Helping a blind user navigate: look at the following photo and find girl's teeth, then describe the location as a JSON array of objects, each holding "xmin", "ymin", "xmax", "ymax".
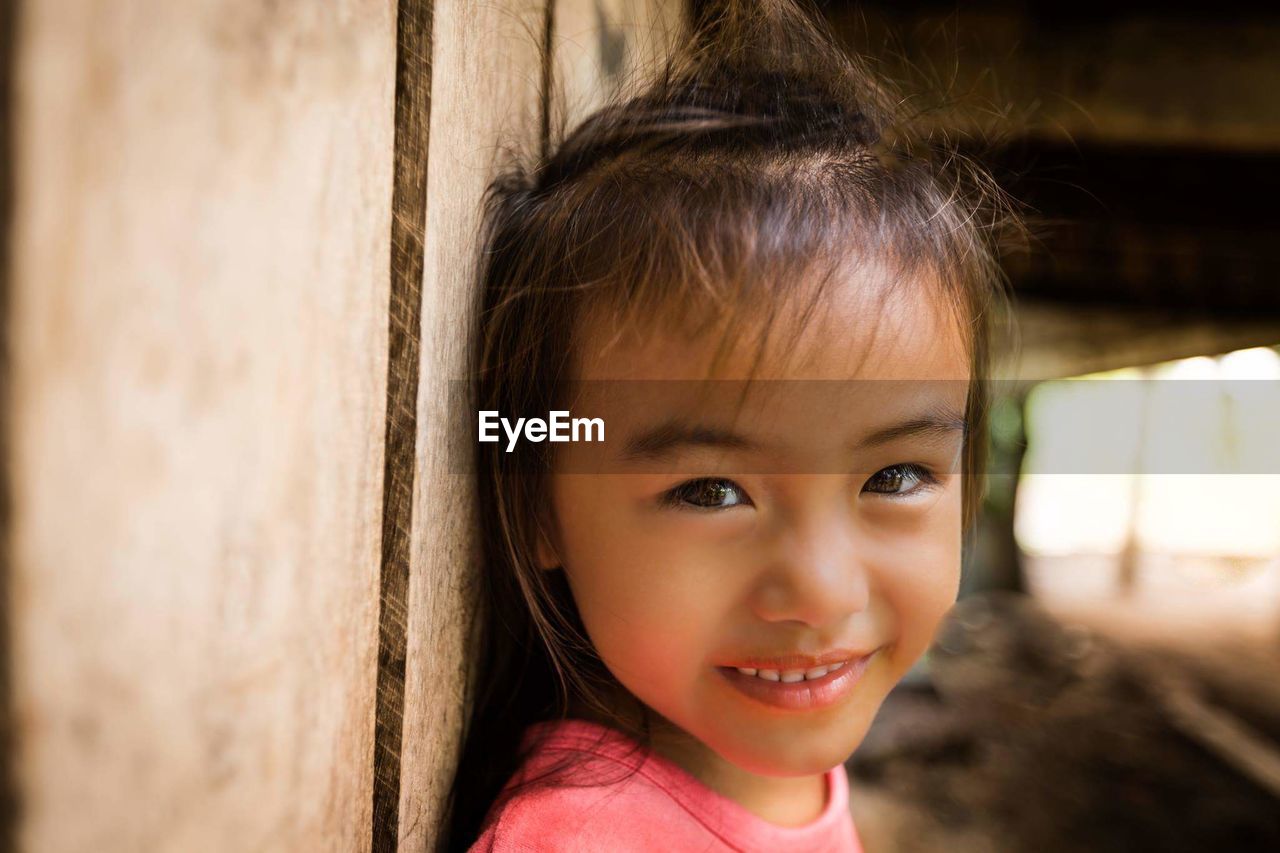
[{"xmin": 735, "ymin": 662, "xmax": 848, "ymax": 682}]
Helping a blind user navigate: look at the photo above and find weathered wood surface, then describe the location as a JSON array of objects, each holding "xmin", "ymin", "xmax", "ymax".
[
  {"xmin": 394, "ymin": 0, "xmax": 545, "ymax": 848},
  {"xmin": 395, "ymin": 2, "xmax": 682, "ymax": 849},
  {"xmin": 371, "ymin": 2, "xmax": 433, "ymax": 851},
  {"xmin": 828, "ymin": 7, "xmax": 1280, "ymax": 152},
  {"xmin": 5, "ymin": 0, "xmax": 685, "ymax": 850},
  {"xmin": 7, "ymin": 2, "xmax": 396, "ymax": 851},
  {"xmin": 551, "ymin": 0, "xmax": 683, "ymax": 132}
]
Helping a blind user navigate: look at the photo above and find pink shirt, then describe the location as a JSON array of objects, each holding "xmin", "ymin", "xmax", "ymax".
[{"xmin": 471, "ymin": 719, "xmax": 863, "ymax": 852}]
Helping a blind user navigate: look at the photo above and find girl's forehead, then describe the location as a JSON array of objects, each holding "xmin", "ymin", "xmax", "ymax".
[{"xmin": 573, "ymin": 268, "xmax": 971, "ymax": 383}]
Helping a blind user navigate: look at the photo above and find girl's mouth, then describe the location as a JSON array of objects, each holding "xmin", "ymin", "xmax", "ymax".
[{"xmin": 715, "ymin": 651, "xmax": 878, "ymax": 711}]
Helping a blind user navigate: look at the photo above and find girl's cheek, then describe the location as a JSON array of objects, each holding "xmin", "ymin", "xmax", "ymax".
[
  {"xmin": 875, "ymin": 499, "xmax": 963, "ymax": 665},
  {"xmin": 576, "ymin": 538, "xmax": 743, "ymax": 720},
  {"xmin": 555, "ymin": 489, "xmax": 745, "ymax": 683},
  {"xmin": 610, "ymin": 537, "xmax": 743, "ymax": 642}
]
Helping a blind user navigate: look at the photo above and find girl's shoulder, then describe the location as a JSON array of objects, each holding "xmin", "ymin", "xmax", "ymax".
[
  {"xmin": 470, "ymin": 719, "xmax": 707, "ymax": 852},
  {"xmin": 471, "ymin": 772, "xmax": 685, "ymax": 852},
  {"xmin": 468, "ymin": 719, "xmax": 862, "ymax": 853}
]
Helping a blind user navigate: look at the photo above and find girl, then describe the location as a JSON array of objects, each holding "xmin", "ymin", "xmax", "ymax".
[{"xmin": 448, "ymin": 0, "xmax": 1010, "ymax": 849}]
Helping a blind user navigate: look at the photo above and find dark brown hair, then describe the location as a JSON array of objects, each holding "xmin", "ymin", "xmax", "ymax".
[{"xmin": 444, "ymin": 1, "xmax": 1012, "ymax": 848}]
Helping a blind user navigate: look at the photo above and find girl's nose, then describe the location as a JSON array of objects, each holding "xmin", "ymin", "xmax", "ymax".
[{"xmin": 749, "ymin": 509, "xmax": 871, "ymax": 629}]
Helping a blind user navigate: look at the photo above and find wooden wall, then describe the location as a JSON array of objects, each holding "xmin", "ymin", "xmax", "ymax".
[
  {"xmin": 8, "ymin": 1, "xmax": 397, "ymax": 850},
  {"xmin": 392, "ymin": 1, "xmax": 545, "ymax": 848},
  {"xmin": 3, "ymin": 1, "xmax": 680, "ymax": 851},
  {"xmin": 395, "ymin": 2, "xmax": 680, "ymax": 848}
]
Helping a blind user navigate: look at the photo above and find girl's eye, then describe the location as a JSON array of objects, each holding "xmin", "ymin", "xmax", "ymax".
[
  {"xmin": 661, "ymin": 478, "xmax": 752, "ymax": 510},
  {"xmin": 861, "ymin": 463, "xmax": 937, "ymax": 497}
]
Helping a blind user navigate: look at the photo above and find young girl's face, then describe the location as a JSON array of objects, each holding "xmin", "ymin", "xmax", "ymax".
[{"xmin": 542, "ymin": 266, "xmax": 970, "ymax": 781}]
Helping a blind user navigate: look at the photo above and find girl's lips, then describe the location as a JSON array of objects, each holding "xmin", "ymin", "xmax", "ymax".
[
  {"xmin": 721, "ymin": 649, "xmax": 865, "ymax": 671},
  {"xmin": 716, "ymin": 651, "xmax": 877, "ymax": 712}
]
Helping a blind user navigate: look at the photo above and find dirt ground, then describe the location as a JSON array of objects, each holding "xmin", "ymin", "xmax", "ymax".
[{"xmin": 846, "ymin": 593, "xmax": 1280, "ymax": 853}]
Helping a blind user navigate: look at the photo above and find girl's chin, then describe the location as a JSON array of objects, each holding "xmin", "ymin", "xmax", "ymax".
[
  {"xmin": 688, "ymin": 696, "xmax": 883, "ymax": 777},
  {"xmin": 702, "ymin": 727, "xmax": 866, "ymax": 778}
]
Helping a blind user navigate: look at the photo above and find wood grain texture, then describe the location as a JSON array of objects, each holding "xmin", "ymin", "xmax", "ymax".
[
  {"xmin": 372, "ymin": 2, "xmax": 434, "ymax": 851},
  {"xmin": 826, "ymin": 8, "xmax": 1280, "ymax": 152},
  {"xmin": 6, "ymin": 2, "xmax": 396, "ymax": 850},
  {"xmin": 391, "ymin": 4, "xmax": 684, "ymax": 848},
  {"xmin": 0, "ymin": 0, "xmax": 17, "ymax": 849},
  {"xmin": 394, "ymin": 1, "xmax": 545, "ymax": 849},
  {"xmin": 550, "ymin": 0, "xmax": 683, "ymax": 132}
]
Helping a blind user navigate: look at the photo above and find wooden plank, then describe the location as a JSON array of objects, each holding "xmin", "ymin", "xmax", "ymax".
[
  {"xmin": 826, "ymin": 6, "xmax": 1280, "ymax": 152},
  {"xmin": 6, "ymin": 2, "xmax": 396, "ymax": 851},
  {"xmin": 394, "ymin": 0, "xmax": 545, "ymax": 849},
  {"xmin": 371, "ymin": 2, "xmax": 433, "ymax": 851},
  {"xmin": 0, "ymin": 0, "xmax": 19, "ymax": 847},
  {"xmin": 551, "ymin": 0, "xmax": 684, "ymax": 132},
  {"xmin": 394, "ymin": 3, "xmax": 684, "ymax": 848},
  {"xmin": 1001, "ymin": 302, "xmax": 1280, "ymax": 381}
]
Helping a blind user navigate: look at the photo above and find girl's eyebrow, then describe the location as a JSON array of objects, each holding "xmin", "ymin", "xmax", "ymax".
[
  {"xmin": 619, "ymin": 420, "xmax": 759, "ymax": 462},
  {"xmin": 619, "ymin": 405, "xmax": 966, "ymax": 463},
  {"xmin": 853, "ymin": 406, "xmax": 968, "ymax": 450}
]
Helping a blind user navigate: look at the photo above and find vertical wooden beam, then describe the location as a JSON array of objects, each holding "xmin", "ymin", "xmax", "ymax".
[
  {"xmin": 387, "ymin": 2, "xmax": 687, "ymax": 849},
  {"xmin": 371, "ymin": 2, "xmax": 433, "ymax": 851},
  {"xmin": 6, "ymin": 2, "xmax": 396, "ymax": 850},
  {"xmin": 0, "ymin": 0, "xmax": 16, "ymax": 849},
  {"xmin": 394, "ymin": 1, "xmax": 545, "ymax": 849},
  {"xmin": 391, "ymin": 2, "xmax": 684, "ymax": 849}
]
